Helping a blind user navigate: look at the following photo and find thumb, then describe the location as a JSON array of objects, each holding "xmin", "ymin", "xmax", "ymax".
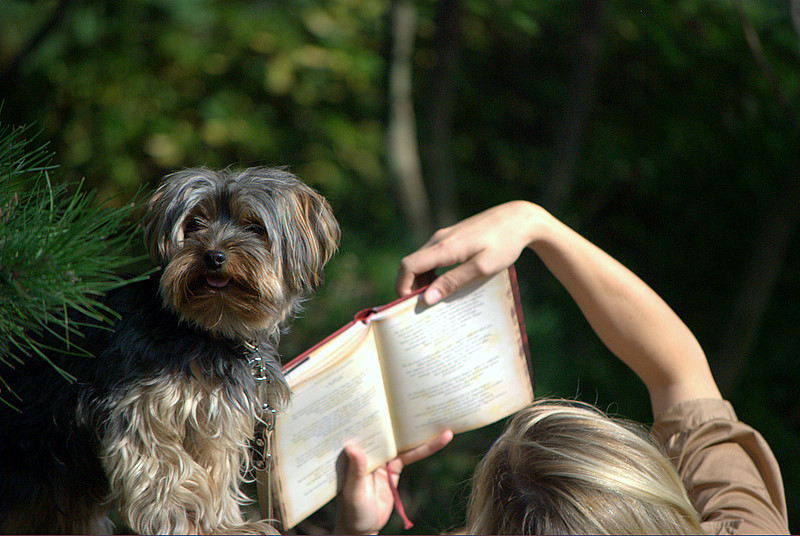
[
  {"xmin": 423, "ymin": 262, "xmax": 486, "ymax": 305},
  {"xmin": 337, "ymin": 444, "xmax": 369, "ymax": 492}
]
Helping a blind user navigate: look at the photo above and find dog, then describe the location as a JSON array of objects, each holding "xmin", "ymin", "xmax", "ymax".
[{"xmin": 0, "ymin": 167, "xmax": 340, "ymax": 534}]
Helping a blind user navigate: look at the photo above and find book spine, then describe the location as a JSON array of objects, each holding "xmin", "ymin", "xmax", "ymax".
[{"xmin": 507, "ymin": 265, "xmax": 534, "ymax": 390}]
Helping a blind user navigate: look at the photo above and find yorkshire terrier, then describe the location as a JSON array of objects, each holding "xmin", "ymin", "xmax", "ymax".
[{"xmin": 0, "ymin": 167, "xmax": 340, "ymax": 534}]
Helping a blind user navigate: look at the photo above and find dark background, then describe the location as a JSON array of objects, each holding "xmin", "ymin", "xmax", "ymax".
[{"xmin": 2, "ymin": 0, "xmax": 798, "ymax": 533}]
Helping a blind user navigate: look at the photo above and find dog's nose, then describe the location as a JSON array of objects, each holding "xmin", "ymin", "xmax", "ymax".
[{"xmin": 204, "ymin": 250, "xmax": 227, "ymax": 270}]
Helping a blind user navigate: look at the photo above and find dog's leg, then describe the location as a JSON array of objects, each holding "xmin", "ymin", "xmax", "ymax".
[{"xmin": 101, "ymin": 376, "xmax": 277, "ymax": 535}]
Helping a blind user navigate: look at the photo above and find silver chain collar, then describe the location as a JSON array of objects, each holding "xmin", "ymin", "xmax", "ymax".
[
  {"xmin": 244, "ymin": 342, "xmax": 276, "ymax": 470},
  {"xmin": 245, "ymin": 342, "xmax": 277, "ymax": 522}
]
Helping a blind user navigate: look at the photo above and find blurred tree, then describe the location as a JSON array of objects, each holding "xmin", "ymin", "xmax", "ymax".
[
  {"xmin": 541, "ymin": 0, "xmax": 606, "ymax": 216},
  {"xmin": 708, "ymin": 0, "xmax": 800, "ymax": 393},
  {"xmin": 0, "ymin": 0, "xmax": 68, "ymax": 96},
  {"xmin": 421, "ymin": 0, "xmax": 462, "ymax": 228},
  {"xmin": 1, "ymin": 0, "xmax": 798, "ymax": 532},
  {"xmin": 387, "ymin": 0, "xmax": 433, "ymax": 243}
]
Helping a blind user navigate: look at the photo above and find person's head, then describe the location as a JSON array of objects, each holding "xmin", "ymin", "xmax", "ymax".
[{"xmin": 465, "ymin": 399, "xmax": 704, "ymax": 535}]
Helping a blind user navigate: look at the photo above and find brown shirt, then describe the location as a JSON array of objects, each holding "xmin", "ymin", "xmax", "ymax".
[{"xmin": 651, "ymin": 398, "xmax": 789, "ymax": 535}]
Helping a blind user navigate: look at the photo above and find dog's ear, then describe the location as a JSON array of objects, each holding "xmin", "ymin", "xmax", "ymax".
[
  {"xmin": 142, "ymin": 174, "xmax": 192, "ymax": 266},
  {"xmin": 279, "ymin": 184, "xmax": 340, "ymax": 295},
  {"xmin": 142, "ymin": 187, "xmax": 174, "ymax": 266},
  {"xmin": 142, "ymin": 168, "xmax": 218, "ymax": 266}
]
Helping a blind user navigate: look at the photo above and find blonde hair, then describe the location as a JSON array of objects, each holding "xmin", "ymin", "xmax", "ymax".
[{"xmin": 464, "ymin": 399, "xmax": 704, "ymax": 535}]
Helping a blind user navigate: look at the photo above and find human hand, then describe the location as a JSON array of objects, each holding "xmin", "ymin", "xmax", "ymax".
[
  {"xmin": 334, "ymin": 431, "xmax": 453, "ymax": 535},
  {"xmin": 396, "ymin": 201, "xmax": 539, "ymax": 305}
]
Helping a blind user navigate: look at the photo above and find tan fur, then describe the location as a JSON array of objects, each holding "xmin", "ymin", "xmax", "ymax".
[{"xmin": 101, "ymin": 375, "xmax": 277, "ymax": 534}]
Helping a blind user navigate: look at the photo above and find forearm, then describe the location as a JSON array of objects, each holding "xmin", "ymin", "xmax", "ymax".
[{"xmin": 524, "ymin": 203, "xmax": 721, "ymax": 416}]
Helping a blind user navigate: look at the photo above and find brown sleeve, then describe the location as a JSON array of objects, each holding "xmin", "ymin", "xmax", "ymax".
[{"xmin": 651, "ymin": 399, "xmax": 789, "ymax": 535}]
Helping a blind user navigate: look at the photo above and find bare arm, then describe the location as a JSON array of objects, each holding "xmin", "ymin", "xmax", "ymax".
[{"xmin": 396, "ymin": 201, "xmax": 721, "ymax": 416}]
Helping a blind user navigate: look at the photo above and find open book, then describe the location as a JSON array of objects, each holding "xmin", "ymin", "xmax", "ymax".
[{"xmin": 269, "ymin": 267, "xmax": 533, "ymax": 529}]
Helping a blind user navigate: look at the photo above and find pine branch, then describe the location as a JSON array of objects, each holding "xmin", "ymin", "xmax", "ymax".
[{"xmin": 0, "ymin": 120, "xmax": 147, "ymax": 408}]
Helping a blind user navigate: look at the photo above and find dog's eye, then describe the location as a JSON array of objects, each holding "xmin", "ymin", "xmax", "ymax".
[
  {"xmin": 246, "ymin": 224, "xmax": 266, "ymax": 236},
  {"xmin": 184, "ymin": 217, "xmax": 207, "ymax": 234}
]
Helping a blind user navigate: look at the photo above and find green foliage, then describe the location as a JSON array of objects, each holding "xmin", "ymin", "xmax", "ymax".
[
  {"xmin": 0, "ymin": 120, "xmax": 145, "ymax": 406},
  {"xmin": 0, "ymin": 0, "xmax": 798, "ymax": 531}
]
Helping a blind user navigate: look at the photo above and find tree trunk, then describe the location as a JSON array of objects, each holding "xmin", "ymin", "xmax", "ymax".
[
  {"xmin": 711, "ymin": 0, "xmax": 800, "ymax": 393},
  {"xmin": 387, "ymin": 0, "xmax": 434, "ymax": 243},
  {"xmin": 422, "ymin": 0, "xmax": 462, "ymax": 229},
  {"xmin": 793, "ymin": 0, "xmax": 800, "ymax": 47},
  {"xmin": 711, "ymin": 169, "xmax": 800, "ymax": 393},
  {"xmin": 542, "ymin": 0, "xmax": 606, "ymax": 216},
  {"xmin": 0, "ymin": 0, "xmax": 70, "ymax": 96}
]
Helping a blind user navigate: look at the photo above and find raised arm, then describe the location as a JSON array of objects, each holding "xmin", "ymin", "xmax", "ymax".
[{"xmin": 396, "ymin": 201, "xmax": 721, "ymax": 416}]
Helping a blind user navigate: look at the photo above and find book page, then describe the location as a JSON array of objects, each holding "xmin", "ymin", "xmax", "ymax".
[
  {"xmin": 273, "ymin": 324, "xmax": 398, "ymax": 529},
  {"xmin": 373, "ymin": 270, "xmax": 533, "ymax": 451}
]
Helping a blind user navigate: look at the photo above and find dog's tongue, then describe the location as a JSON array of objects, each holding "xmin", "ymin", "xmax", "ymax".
[{"xmin": 206, "ymin": 275, "xmax": 230, "ymax": 288}]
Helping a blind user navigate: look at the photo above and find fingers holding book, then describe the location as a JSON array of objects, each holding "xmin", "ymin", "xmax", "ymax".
[
  {"xmin": 396, "ymin": 201, "xmax": 538, "ymax": 305},
  {"xmin": 334, "ymin": 431, "xmax": 453, "ymax": 535}
]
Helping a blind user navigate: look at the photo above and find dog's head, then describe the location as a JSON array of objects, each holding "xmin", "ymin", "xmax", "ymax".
[{"xmin": 143, "ymin": 167, "xmax": 340, "ymax": 342}]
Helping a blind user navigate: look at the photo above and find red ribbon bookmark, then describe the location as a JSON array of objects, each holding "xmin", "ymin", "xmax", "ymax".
[{"xmin": 385, "ymin": 463, "xmax": 413, "ymax": 530}]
